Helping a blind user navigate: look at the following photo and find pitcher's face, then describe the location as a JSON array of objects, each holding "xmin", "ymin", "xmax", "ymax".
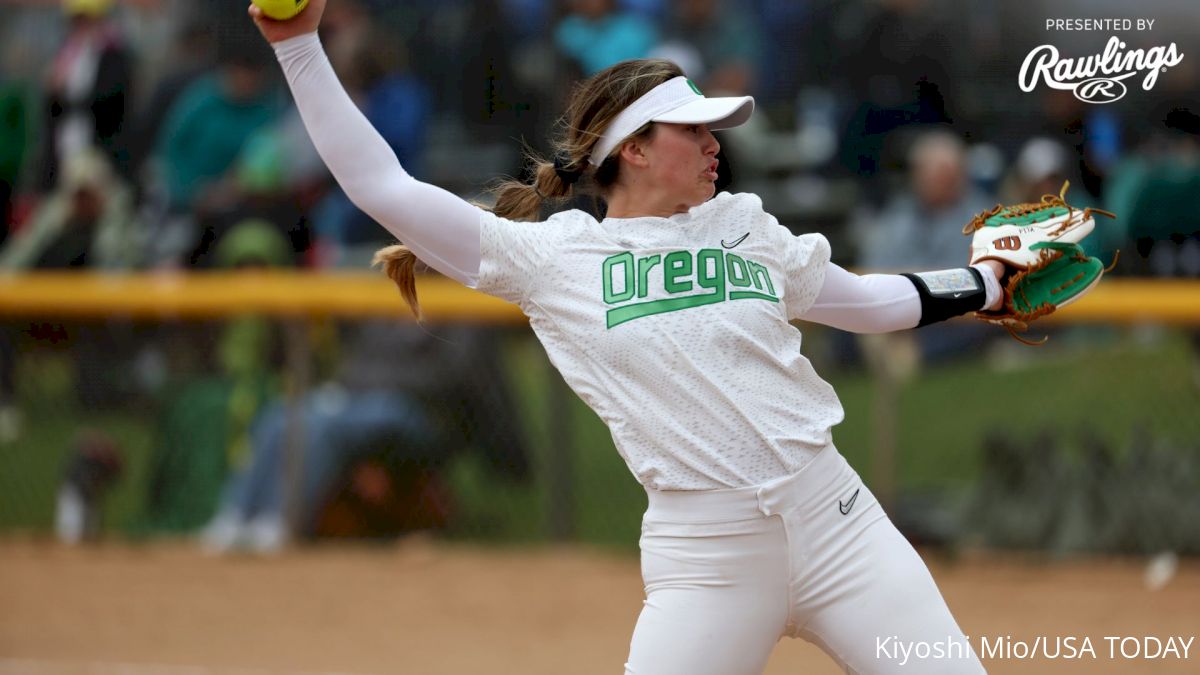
[{"xmin": 641, "ymin": 123, "xmax": 722, "ymax": 208}]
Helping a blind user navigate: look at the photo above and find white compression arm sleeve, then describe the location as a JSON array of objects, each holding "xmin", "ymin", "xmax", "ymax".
[
  {"xmin": 801, "ymin": 263, "xmax": 921, "ymax": 333},
  {"xmin": 273, "ymin": 33, "xmax": 484, "ymax": 286},
  {"xmin": 802, "ymin": 263, "xmax": 1002, "ymax": 333}
]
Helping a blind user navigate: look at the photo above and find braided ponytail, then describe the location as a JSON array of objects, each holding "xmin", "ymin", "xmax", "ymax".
[{"xmin": 491, "ymin": 156, "xmax": 584, "ymax": 221}]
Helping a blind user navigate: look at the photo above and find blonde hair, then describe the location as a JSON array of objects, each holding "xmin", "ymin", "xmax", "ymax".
[{"xmin": 374, "ymin": 58, "xmax": 685, "ymax": 318}]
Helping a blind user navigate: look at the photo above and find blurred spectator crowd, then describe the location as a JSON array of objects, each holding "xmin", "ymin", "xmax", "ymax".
[
  {"xmin": 0, "ymin": 0, "xmax": 1195, "ymax": 276},
  {"xmin": 1, "ymin": 0, "xmax": 1198, "ymax": 548}
]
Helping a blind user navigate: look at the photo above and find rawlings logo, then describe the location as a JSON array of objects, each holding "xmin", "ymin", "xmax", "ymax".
[
  {"xmin": 1019, "ymin": 36, "xmax": 1184, "ymax": 104},
  {"xmin": 994, "ymin": 236, "xmax": 1021, "ymax": 251}
]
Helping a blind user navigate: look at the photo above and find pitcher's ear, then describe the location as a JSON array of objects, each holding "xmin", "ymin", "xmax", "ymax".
[{"xmin": 618, "ymin": 135, "xmax": 652, "ymax": 169}]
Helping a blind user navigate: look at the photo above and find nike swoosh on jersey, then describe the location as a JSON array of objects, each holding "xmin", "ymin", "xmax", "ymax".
[
  {"xmin": 720, "ymin": 232, "xmax": 750, "ymax": 249},
  {"xmin": 838, "ymin": 488, "xmax": 860, "ymax": 515}
]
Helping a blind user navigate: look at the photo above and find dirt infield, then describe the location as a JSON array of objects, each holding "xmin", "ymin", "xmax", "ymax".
[{"xmin": 1, "ymin": 539, "xmax": 1196, "ymax": 674}]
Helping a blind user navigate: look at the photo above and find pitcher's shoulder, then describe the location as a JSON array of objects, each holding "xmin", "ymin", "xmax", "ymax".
[
  {"xmin": 484, "ymin": 208, "xmax": 596, "ymax": 243},
  {"xmin": 708, "ymin": 191, "xmax": 765, "ymax": 212},
  {"xmin": 694, "ymin": 191, "xmax": 771, "ymax": 225}
]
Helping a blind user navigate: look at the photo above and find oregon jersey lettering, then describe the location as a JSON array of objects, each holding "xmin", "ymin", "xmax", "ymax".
[{"xmin": 602, "ymin": 249, "xmax": 779, "ymax": 328}]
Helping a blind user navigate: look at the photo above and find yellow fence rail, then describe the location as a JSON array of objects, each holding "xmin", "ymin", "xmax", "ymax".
[
  {"xmin": 0, "ymin": 272, "xmax": 523, "ymax": 322},
  {"xmin": 0, "ymin": 272, "xmax": 1196, "ymax": 324}
]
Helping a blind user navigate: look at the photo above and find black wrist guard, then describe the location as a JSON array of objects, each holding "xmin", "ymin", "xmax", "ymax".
[{"xmin": 901, "ymin": 268, "xmax": 987, "ymax": 327}]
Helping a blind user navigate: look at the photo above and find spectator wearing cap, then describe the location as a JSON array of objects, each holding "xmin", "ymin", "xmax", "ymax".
[
  {"xmin": 1003, "ymin": 137, "xmax": 1116, "ymax": 260},
  {"xmin": 1004, "ymin": 137, "xmax": 1071, "ymax": 205}
]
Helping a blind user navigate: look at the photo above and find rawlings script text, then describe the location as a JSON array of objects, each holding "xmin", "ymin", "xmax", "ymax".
[{"xmin": 1019, "ymin": 36, "xmax": 1183, "ymax": 103}]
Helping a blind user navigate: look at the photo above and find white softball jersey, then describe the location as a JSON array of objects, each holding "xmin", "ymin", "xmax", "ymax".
[{"xmin": 477, "ymin": 194, "xmax": 842, "ymax": 489}]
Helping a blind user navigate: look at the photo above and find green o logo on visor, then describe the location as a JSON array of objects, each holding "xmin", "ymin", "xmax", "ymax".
[{"xmin": 686, "ymin": 79, "xmax": 703, "ymax": 96}]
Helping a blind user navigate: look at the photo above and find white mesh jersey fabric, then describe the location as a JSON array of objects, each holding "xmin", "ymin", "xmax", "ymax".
[{"xmin": 478, "ymin": 192, "xmax": 842, "ymax": 490}]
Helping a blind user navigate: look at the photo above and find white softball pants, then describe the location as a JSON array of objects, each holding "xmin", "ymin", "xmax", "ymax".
[{"xmin": 624, "ymin": 445, "xmax": 985, "ymax": 674}]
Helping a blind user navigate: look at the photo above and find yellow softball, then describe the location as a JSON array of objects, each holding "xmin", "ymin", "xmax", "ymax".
[{"xmin": 251, "ymin": 0, "xmax": 309, "ymax": 21}]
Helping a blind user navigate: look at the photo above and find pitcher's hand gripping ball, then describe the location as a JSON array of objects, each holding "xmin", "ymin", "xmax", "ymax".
[
  {"xmin": 251, "ymin": 0, "xmax": 309, "ymax": 20},
  {"xmin": 964, "ymin": 182, "xmax": 1118, "ymax": 345}
]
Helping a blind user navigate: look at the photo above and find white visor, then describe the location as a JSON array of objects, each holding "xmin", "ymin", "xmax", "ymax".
[{"xmin": 587, "ymin": 76, "xmax": 754, "ymax": 167}]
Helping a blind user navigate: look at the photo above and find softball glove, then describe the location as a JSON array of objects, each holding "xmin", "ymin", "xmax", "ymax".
[
  {"xmin": 975, "ymin": 241, "xmax": 1117, "ymax": 345},
  {"xmin": 964, "ymin": 181, "xmax": 1114, "ymax": 270}
]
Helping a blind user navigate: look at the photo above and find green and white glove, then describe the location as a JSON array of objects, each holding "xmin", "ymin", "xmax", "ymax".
[
  {"xmin": 964, "ymin": 182, "xmax": 1118, "ymax": 344},
  {"xmin": 964, "ymin": 181, "xmax": 1113, "ymax": 270},
  {"xmin": 975, "ymin": 241, "xmax": 1114, "ymax": 345}
]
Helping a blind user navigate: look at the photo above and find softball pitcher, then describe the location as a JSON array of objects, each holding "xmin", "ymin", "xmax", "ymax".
[{"xmin": 250, "ymin": 2, "xmax": 1106, "ymax": 672}]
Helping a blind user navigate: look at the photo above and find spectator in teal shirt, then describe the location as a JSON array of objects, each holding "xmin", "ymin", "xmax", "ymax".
[
  {"xmin": 154, "ymin": 51, "xmax": 282, "ymax": 216},
  {"xmin": 555, "ymin": 0, "xmax": 659, "ymax": 76}
]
